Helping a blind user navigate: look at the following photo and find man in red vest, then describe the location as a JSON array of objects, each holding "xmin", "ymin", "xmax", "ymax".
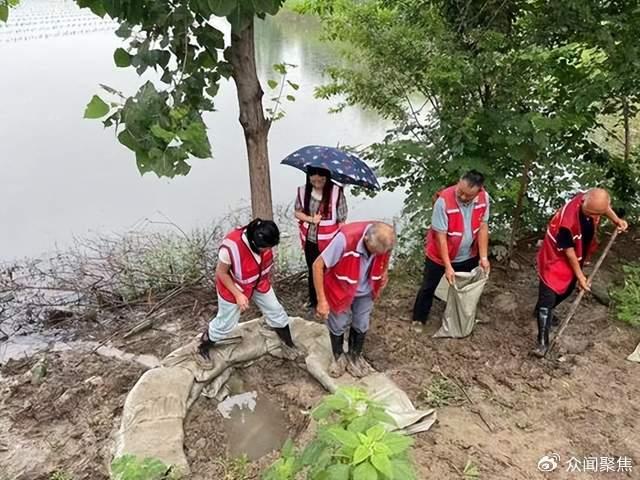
[
  {"xmin": 412, "ymin": 170, "xmax": 491, "ymax": 331},
  {"xmin": 313, "ymin": 222, "xmax": 395, "ymax": 378},
  {"xmin": 534, "ymin": 188, "xmax": 628, "ymax": 356},
  {"xmin": 197, "ymin": 219, "xmax": 303, "ymax": 364}
]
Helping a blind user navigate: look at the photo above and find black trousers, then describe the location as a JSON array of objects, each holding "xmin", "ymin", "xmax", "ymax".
[
  {"xmin": 304, "ymin": 240, "xmax": 321, "ymax": 307},
  {"xmin": 412, "ymin": 256, "xmax": 479, "ymax": 323},
  {"xmin": 535, "ymin": 279, "xmax": 577, "ymax": 313}
]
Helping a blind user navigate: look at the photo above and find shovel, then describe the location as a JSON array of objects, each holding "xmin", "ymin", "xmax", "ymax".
[{"xmin": 546, "ymin": 229, "xmax": 619, "ymax": 357}]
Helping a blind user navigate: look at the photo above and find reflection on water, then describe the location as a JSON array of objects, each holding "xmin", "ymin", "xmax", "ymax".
[
  {"xmin": 0, "ymin": 2, "xmax": 403, "ymax": 261},
  {"xmin": 218, "ymin": 390, "xmax": 290, "ymax": 460}
]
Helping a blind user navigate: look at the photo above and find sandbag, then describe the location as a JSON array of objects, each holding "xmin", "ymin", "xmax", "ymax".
[
  {"xmin": 434, "ymin": 267, "xmax": 488, "ymax": 338},
  {"xmin": 628, "ymin": 342, "xmax": 640, "ymax": 363},
  {"xmin": 114, "ymin": 317, "xmax": 436, "ymax": 472}
]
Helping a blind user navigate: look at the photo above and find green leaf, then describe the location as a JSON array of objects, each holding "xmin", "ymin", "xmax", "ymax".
[
  {"xmin": 286, "ymin": 95, "xmax": 296, "ymax": 102},
  {"xmin": 0, "ymin": 5, "xmax": 8, "ymax": 22},
  {"xmin": 382, "ymin": 433, "xmax": 413, "ymax": 455},
  {"xmin": 371, "ymin": 453, "xmax": 393, "ymax": 478},
  {"xmin": 115, "ymin": 22, "xmax": 132, "ymax": 38},
  {"xmin": 273, "ymin": 63, "xmax": 287, "ymax": 74},
  {"xmin": 117, "ymin": 129, "xmax": 140, "ymax": 152},
  {"xmin": 353, "ymin": 445, "xmax": 370, "ymax": 465},
  {"xmin": 287, "ymin": 80, "xmax": 300, "ymax": 90},
  {"xmin": 371, "ymin": 409, "xmax": 396, "ymax": 427},
  {"xmin": 209, "ymin": 0, "xmax": 236, "ymax": 16},
  {"xmin": 353, "ymin": 461, "xmax": 378, "ymax": 480},
  {"xmin": 84, "ymin": 95, "xmax": 110, "ymax": 119},
  {"xmin": 267, "ymin": 79, "xmax": 279, "ymax": 89},
  {"xmin": 161, "ymin": 70, "xmax": 174, "ymax": 84},
  {"xmin": 311, "ymin": 403, "xmax": 333, "ymax": 420},
  {"xmin": 300, "ymin": 440, "xmax": 326, "ymax": 466},
  {"xmin": 77, "ymin": 0, "xmax": 106, "ymax": 17},
  {"xmin": 252, "ymin": 0, "xmax": 283, "ymax": 15},
  {"xmin": 366, "ymin": 425, "xmax": 386, "ymax": 442},
  {"xmin": 328, "ymin": 427, "xmax": 360, "ymax": 449},
  {"xmin": 150, "ymin": 124, "xmax": 175, "ymax": 143},
  {"xmin": 347, "ymin": 416, "xmax": 373, "ymax": 434},
  {"xmin": 391, "ymin": 459, "xmax": 415, "ymax": 480},
  {"xmin": 325, "ymin": 463, "xmax": 350, "ymax": 480},
  {"xmin": 206, "ymin": 82, "xmax": 220, "ymax": 97},
  {"xmin": 114, "ymin": 48, "xmax": 132, "ymax": 67}
]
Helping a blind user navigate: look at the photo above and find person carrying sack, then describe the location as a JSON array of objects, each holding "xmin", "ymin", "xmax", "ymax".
[{"xmin": 412, "ymin": 170, "xmax": 491, "ymax": 333}]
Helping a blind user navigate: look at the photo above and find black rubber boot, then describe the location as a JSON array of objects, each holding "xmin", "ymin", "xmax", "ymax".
[
  {"xmin": 347, "ymin": 328, "xmax": 374, "ymax": 377},
  {"xmin": 534, "ymin": 307, "xmax": 552, "ymax": 357},
  {"xmin": 274, "ymin": 325, "xmax": 295, "ymax": 348},
  {"xmin": 533, "ymin": 307, "xmax": 560, "ymax": 327},
  {"xmin": 330, "ymin": 333, "xmax": 344, "ymax": 359},
  {"xmin": 350, "ymin": 327, "xmax": 364, "ymax": 356},
  {"xmin": 329, "ymin": 333, "xmax": 346, "ymax": 377},
  {"xmin": 197, "ymin": 331, "xmax": 216, "ymax": 361}
]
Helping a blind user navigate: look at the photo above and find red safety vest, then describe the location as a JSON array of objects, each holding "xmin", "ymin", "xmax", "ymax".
[
  {"xmin": 424, "ymin": 186, "xmax": 488, "ymax": 265},
  {"xmin": 216, "ymin": 227, "xmax": 274, "ymax": 304},
  {"xmin": 537, "ymin": 193, "xmax": 599, "ymax": 294},
  {"xmin": 324, "ymin": 222, "xmax": 390, "ymax": 313},
  {"xmin": 297, "ymin": 184, "xmax": 342, "ymax": 251}
]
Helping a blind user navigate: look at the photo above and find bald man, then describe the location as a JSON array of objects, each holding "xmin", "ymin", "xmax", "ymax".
[
  {"xmin": 313, "ymin": 221, "xmax": 395, "ymax": 378},
  {"xmin": 534, "ymin": 189, "xmax": 628, "ymax": 356}
]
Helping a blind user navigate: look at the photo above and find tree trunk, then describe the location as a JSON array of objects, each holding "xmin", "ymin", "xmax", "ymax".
[
  {"xmin": 229, "ymin": 19, "xmax": 274, "ymax": 221},
  {"xmin": 623, "ymin": 96, "xmax": 631, "ymax": 162},
  {"xmin": 508, "ymin": 147, "xmax": 535, "ymax": 265}
]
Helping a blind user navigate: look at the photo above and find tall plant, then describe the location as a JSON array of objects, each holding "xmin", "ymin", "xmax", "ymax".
[{"xmin": 263, "ymin": 387, "xmax": 416, "ymax": 480}]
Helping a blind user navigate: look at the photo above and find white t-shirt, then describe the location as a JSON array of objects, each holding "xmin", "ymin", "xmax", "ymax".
[{"xmin": 218, "ymin": 232, "xmax": 262, "ymax": 265}]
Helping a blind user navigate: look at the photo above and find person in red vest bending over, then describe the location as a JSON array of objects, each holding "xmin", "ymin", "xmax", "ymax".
[
  {"xmin": 294, "ymin": 167, "xmax": 348, "ymax": 309},
  {"xmin": 534, "ymin": 188, "xmax": 628, "ymax": 356},
  {"xmin": 412, "ymin": 170, "xmax": 491, "ymax": 331},
  {"xmin": 313, "ymin": 222, "xmax": 395, "ymax": 378},
  {"xmin": 197, "ymin": 219, "xmax": 303, "ymax": 363}
]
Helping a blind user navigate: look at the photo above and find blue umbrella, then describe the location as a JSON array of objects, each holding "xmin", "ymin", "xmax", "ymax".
[{"xmin": 281, "ymin": 145, "xmax": 381, "ymax": 190}]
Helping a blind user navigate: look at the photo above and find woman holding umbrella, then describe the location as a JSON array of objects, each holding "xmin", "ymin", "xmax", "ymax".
[
  {"xmin": 294, "ymin": 166, "xmax": 348, "ymax": 308},
  {"xmin": 283, "ymin": 145, "xmax": 380, "ymax": 309}
]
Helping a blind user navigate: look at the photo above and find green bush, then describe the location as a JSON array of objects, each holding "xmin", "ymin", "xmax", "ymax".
[
  {"xmin": 611, "ymin": 263, "xmax": 640, "ymax": 327},
  {"xmin": 263, "ymin": 387, "xmax": 417, "ymax": 480}
]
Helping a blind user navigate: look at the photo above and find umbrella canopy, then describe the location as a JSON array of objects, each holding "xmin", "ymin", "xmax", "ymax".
[{"xmin": 281, "ymin": 145, "xmax": 380, "ymax": 190}]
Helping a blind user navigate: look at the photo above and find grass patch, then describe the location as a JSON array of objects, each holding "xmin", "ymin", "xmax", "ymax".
[
  {"xmin": 419, "ymin": 375, "xmax": 465, "ymax": 408},
  {"xmin": 611, "ymin": 262, "xmax": 640, "ymax": 327}
]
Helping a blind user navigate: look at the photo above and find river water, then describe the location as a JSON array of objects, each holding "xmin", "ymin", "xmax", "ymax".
[{"xmin": 0, "ymin": 0, "xmax": 404, "ymax": 261}]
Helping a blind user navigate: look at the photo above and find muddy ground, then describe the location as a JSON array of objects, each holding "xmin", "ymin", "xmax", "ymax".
[{"xmin": 1, "ymin": 230, "xmax": 639, "ymax": 479}]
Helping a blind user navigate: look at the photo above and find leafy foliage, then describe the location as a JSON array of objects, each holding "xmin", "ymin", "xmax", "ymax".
[
  {"xmin": 263, "ymin": 387, "xmax": 417, "ymax": 480},
  {"xmin": 75, "ymin": 0, "xmax": 287, "ymax": 178},
  {"xmin": 111, "ymin": 455, "xmax": 183, "ymax": 480},
  {"xmin": 0, "ymin": 0, "xmax": 20, "ymax": 23},
  {"xmin": 305, "ymin": 0, "xmax": 640, "ymax": 242},
  {"xmin": 611, "ymin": 263, "xmax": 640, "ymax": 327}
]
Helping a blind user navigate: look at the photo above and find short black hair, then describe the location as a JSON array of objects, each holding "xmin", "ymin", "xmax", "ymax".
[
  {"xmin": 461, "ymin": 170, "xmax": 485, "ymax": 188},
  {"xmin": 246, "ymin": 218, "xmax": 280, "ymax": 249}
]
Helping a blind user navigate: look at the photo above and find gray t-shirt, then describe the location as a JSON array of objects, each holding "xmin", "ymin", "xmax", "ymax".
[
  {"xmin": 321, "ymin": 226, "xmax": 374, "ymax": 297},
  {"xmin": 432, "ymin": 194, "xmax": 490, "ymax": 263}
]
